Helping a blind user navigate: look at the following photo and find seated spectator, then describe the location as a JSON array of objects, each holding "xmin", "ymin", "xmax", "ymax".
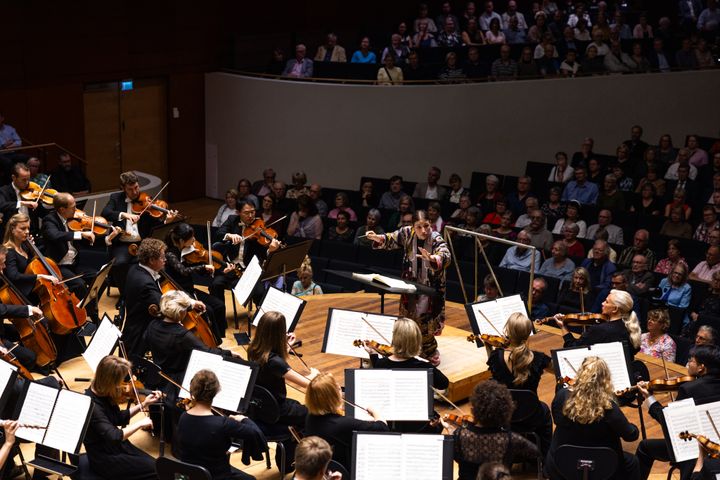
[
  {"xmin": 665, "ymin": 163, "xmax": 698, "ymax": 206},
  {"xmin": 259, "ymin": 193, "xmax": 285, "ymax": 236},
  {"xmin": 557, "ymin": 26, "xmax": 578, "ymax": 58},
  {"xmin": 526, "ymin": 277, "xmax": 552, "ymax": 319},
  {"xmin": 438, "ymin": 52, "xmax": 467, "ymax": 82},
  {"xmin": 386, "ymin": 194, "xmax": 414, "ymax": 231},
  {"xmin": 413, "ymin": 3, "xmax": 438, "ymax": 34},
  {"xmin": 560, "ymin": 49, "xmax": 580, "ymax": 77},
  {"xmin": 574, "ymin": 17, "xmax": 592, "ymax": 40},
  {"xmin": 458, "ymin": 206, "xmax": 482, "ymax": 233},
  {"xmin": 286, "ymin": 171, "xmax": 310, "ymax": 200},
  {"xmin": 567, "ymin": 3, "xmax": 591, "ymax": 28},
  {"xmin": 272, "ymin": 181, "xmax": 294, "ymax": 214},
  {"xmin": 376, "ymin": 52, "xmax": 404, "ymax": 85},
  {"xmin": 657, "ymin": 133, "xmax": 678, "ymax": 167},
  {"xmin": 571, "ymin": 137, "xmax": 595, "ymax": 169},
  {"xmin": 445, "ymin": 173, "xmax": 469, "ymax": 204},
  {"xmin": 413, "ymin": 19, "xmax": 438, "ymax": 48},
  {"xmin": 648, "ymin": 38, "xmax": 673, "ymax": 73},
  {"xmin": 597, "ymin": 174, "xmax": 625, "ymax": 210},
  {"xmin": 618, "ymin": 229, "xmax": 657, "ymax": 270},
  {"xmin": 593, "ymin": 11, "xmax": 612, "ymax": 40},
  {"xmin": 504, "ymin": 15, "xmax": 526, "ymax": 44},
  {"xmin": 654, "ymin": 239, "xmax": 688, "ymax": 275},
  {"xmin": 212, "ymin": 188, "xmax": 239, "ymax": 228},
  {"xmin": 438, "ymin": 17, "xmax": 463, "ymax": 47},
  {"xmin": 690, "ymin": 246, "xmax": 720, "ymax": 283},
  {"xmin": 664, "ymin": 189, "xmax": 692, "ymax": 222},
  {"xmin": 506, "ymin": 176, "xmax": 536, "ymax": 217},
  {"xmin": 603, "ymin": 40, "xmax": 636, "ymax": 72},
  {"xmin": 308, "ymin": 184, "xmax": 328, "ymax": 217},
  {"xmin": 630, "ymin": 183, "xmax": 662, "ymax": 216},
  {"xmin": 586, "ymin": 28, "xmax": 609, "ymax": 56},
  {"xmin": 633, "ymin": 13, "xmax": 653, "ymax": 39},
  {"xmin": 461, "ymin": 1, "xmax": 479, "ymax": 30},
  {"xmin": 436, "ymin": 2, "xmax": 460, "ymax": 35},
  {"xmin": 660, "ymin": 205, "xmax": 693, "ymax": 239},
  {"xmin": 282, "ymin": 44, "xmax": 313, "ymax": 78},
  {"xmin": 403, "ymin": 51, "xmax": 433, "ymax": 81},
  {"xmin": 381, "ymin": 34, "xmax": 410, "ymax": 64},
  {"xmin": 463, "ymin": 47, "xmax": 490, "ymax": 78},
  {"xmin": 561, "ymin": 167, "xmax": 599, "ymax": 205},
  {"xmin": 287, "ymin": 195, "xmax": 323, "ymax": 240},
  {"xmin": 548, "ymin": 9, "xmax": 566, "ymax": 39},
  {"xmin": 656, "ymin": 262, "xmax": 692, "ymax": 309},
  {"xmin": 635, "ymin": 165, "xmax": 666, "ymax": 198},
  {"xmin": 427, "ymin": 201, "xmax": 445, "ymax": 233},
  {"xmin": 537, "ymin": 44, "xmax": 560, "ymax": 76},
  {"xmin": 690, "ymin": 270, "xmax": 720, "ymax": 322},
  {"xmin": 350, "ymin": 36, "xmax": 377, "ymax": 64},
  {"xmin": 492, "ymin": 210, "xmax": 517, "ymax": 241},
  {"xmin": 527, "ymin": 11, "xmax": 549, "ymax": 43},
  {"xmin": 236, "ymin": 178, "xmax": 259, "ymax": 209},
  {"xmin": 640, "ymin": 309, "xmax": 676, "ymax": 362},
  {"xmin": 501, "ymin": 0, "xmax": 527, "ymax": 29},
  {"xmin": 586, "ymin": 209, "xmax": 624, "ymax": 245},
  {"xmin": 587, "ymin": 157, "xmax": 606, "ymax": 184},
  {"xmin": 359, "ymin": 180, "xmax": 377, "ymax": 210},
  {"xmin": 379, "ymin": 175, "xmax": 405, "ymax": 210},
  {"xmin": 499, "ymin": 230, "xmax": 541, "ymax": 272},
  {"xmin": 695, "ymin": 38, "xmax": 715, "ymax": 68},
  {"xmin": 610, "ymin": 11, "xmax": 632, "ymax": 40},
  {"xmin": 449, "ymin": 194, "xmax": 472, "ymax": 225},
  {"xmin": 557, "ymin": 267, "xmax": 595, "ymax": 312},
  {"xmin": 355, "ymin": 209, "xmax": 384, "ymax": 247},
  {"xmin": 314, "ymin": 33, "xmax": 346, "ymax": 62},
  {"xmin": 580, "ymin": 239, "xmax": 617, "ymax": 290},
  {"xmin": 517, "ymin": 47, "xmax": 539, "ymax": 77},
  {"xmin": 490, "ymin": 45, "xmax": 518, "ymax": 79},
  {"xmin": 26, "ymin": 157, "xmax": 50, "ymax": 188},
  {"xmin": 675, "ymin": 38, "xmax": 699, "ymax": 70},
  {"xmin": 477, "ymin": 273, "xmax": 501, "ymax": 302},
  {"xmin": 687, "ymin": 134, "xmax": 709, "ymax": 168},
  {"xmin": 541, "ymin": 187, "xmax": 565, "ymax": 228},
  {"xmin": 580, "ymin": 44, "xmax": 605, "ymax": 74},
  {"xmin": 711, "ymin": 228, "xmax": 720, "ymax": 247},
  {"xmin": 629, "ymin": 42, "xmax": 651, "ymax": 72},
  {"xmin": 695, "ymin": 206, "xmax": 720, "ymax": 243},
  {"xmin": 0, "ymin": 112, "xmax": 27, "ymax": 178},
  {"xmin": 251, "ymin": 167, "xmax": 275, "ymax": 197},
  {"xmin": 327, "ymin": 210, "xmax": 355, "ymax": 243},
  {"xmin": 549, "ymin": 151, "xmax": 574, "ymax": 183},
  {"xmin": 538, "ymin": 240, "xmax": 575, "ymax": 280},
  {"xmin": 515, "ymin": 197, "xmax": 541, "ymax": 229},
  {"xmin": 0, "ymin": 112, "xmax": 21, "ymax": 151},
  {"xmin": 266, "ymin": 46, "xmax": 283, "ymax": 74},
  {"xmin": 697, "ymin": 0, "xmax": 720, "ymax": 34},
  {"xmin": 484, "ymin": 18, "xmax": 506, "ymax": 44},
  {"xmin": 524, "ymin": 211, "xmax": 553, "ymax": 254},
  {"xmin": 328, "ymin": 192, "xmax": 357, "ymax": 222},
  {"xmin": 626, "ymin": 254, "xmax": 656, "ymax": 297},
  {"xmin": 562, "ymin": 222, "xmax": 585, "ymax": 258},
  {"xmin": 397, "ymin": 21, "xmax": 414, "ymax": 48},
  {"xmin": 587, "ymin": 229, "xmax": 618, "ymax": 262},
  {"xmin": 477, "ymin": 174, "xmax": 504, "ymax": 213},
  {"xmin": 291, "ymin": 264, "xmax": 323, "ymax": 297},
  {"xmin": 695, "ymin": 325, "xmax": 720, "ymax": 347},
  {"xmin": 478, "ymin": 0, "xmax": 502, "ymax": 31},
  {"xmin": 534, "ymin": 32, "xmax": 558, "ymax": 60},
  {"xmin": 51, "ymin": 152, "xmax": 91, "ymax": 194},
  {"xmin": 484, "ymin": 195, "xmax": 508, "ymax": 227},
  {"xmin": 552, "ymin": 200, "xmax": 586, "ymax": 238}
]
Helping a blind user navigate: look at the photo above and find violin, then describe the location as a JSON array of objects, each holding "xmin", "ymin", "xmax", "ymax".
[
  {"xmin": 536, "ymin": 312, "xmax": 609, "ymax": 327},
  {"xmin": 67, "ymin": 209, "xmax": 115, "ymax": 235},
  {"xmin": 466, "ymin": 333, "xmax": 510, "ymax": 348},
  {"xmin": 615, "ymin": 375, "xmax": 696, "ymax": 396},
  {"xmin": 679, "ymin": 431, "xmax": 720, "ymax": 458},
  {"xmin": 353, "ymin": 339, "xmax": 393, "ymax": 357},
  {"xmin": 557, "ymin": 375, "xmax": 576, "ymax": 387},
  {"xmin": 242, "ymin": 218, "xmax": 279, "ymax": 247},
  {"xmin": 24, "ymin": 237, "xmax": 87, "ymax": 335},
  {"xmin": 182, "ymin": 240, "xmax": 242, "ymax": 274},
  {"xmin": 120, "ymin": 377, "xmax": 148, "ymax": 404},
  {"xmin": 19, "ymin": 181, "xmax": 58, "ymax": 206},
  {"xmin": 0, "ymin": 349, "xmax": 33, "ymax": 381},
  {"xmin": 443, "ymin": 413, "xmax": 474, "ymax": 427},
  {"xmin": 0, "ymin": 272, "xmax": 57, "ymax": 368},
  {"xmin": 131, "ymin": 192, "xmax": 181, "ymax": 219}
]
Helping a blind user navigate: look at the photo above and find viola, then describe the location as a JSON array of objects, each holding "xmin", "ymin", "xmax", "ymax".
[
  {"xmin": 24, "ymin": 238, "xmax": 87, "ymax": 335},
  {"xmin": 466, "ymin": 333, "xmax": 510, "ymax": 348},
  {"xmin": 0, "ymin": 272, "xmax": 57, "ymax": 368},
  {"xmin": 443, "ymin": 413, "xmax": 474, "ymax": 427},
  {"xmin": 131, "ymin": 192, "xmax": 182, "ymax": 220},
  {"xmin": 67, "ymin": 209, "xmax": 115, "ymax": 235},
  {"xmin": 241, "ymin": 218, "xmax": 279, "ymax": 247},
  {"xmin": 536, "ymin": 312, "xmax": 609, "ymax": 327},
  {"xmin": 679, "ymin": 431, "xmax": 720, "ymax": 458},
  {"xmin": 182, "ymin": 240, "xmax": 242, "ymax": 274},
  {"xmin": 616, "ymin": 375, "xmax": 696, "ymax": 396},
  {"xmin": 19, "ymin": 181, "xmax": 58, "ymax": 206},
  {"xmin": 353, "ymin": 339, "xmax": 393, "ymax": 357}
]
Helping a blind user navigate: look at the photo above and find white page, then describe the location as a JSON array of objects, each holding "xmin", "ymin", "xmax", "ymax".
[
  {"xmin": 233, "ymin": 256, "xmax": 262, "ymax": 306},
  {"xmin": 323, "ymin": 310, "xmax": 396, "ymax": 359},
  {"xmin": 212, "ymin": 360, "xmax": 253, "ymax": 412},
  {"xmin": 252, "ymin": 287, "xmax": 305, "ymax": 330},
  {"xmin": 555, "ymin": 347, "xmax": 592, "ymax": 379},
  {"xmin": 589, "ymin": 342, "xmax": 631, "ymax": 392},
  {"xmin": 0, "ymin": 359, "xmax": 17, "ymax": 394},
  {"xmin": 16, "ymin": 382, "xmax": 57, "ymax": 444},
  {"xmin": 42, "ymin": 389, "xmax": 92, "ymax": 453},
  {"xmin": 664, "ymin": 398, "xmax": 703, "ymax": 463},
  {"xmin": 470, "ymin": 294, "xmax": 529, "ymax": 336},
  {"xmin": 402, "ymin": 434, "xmax": 445, "ymax": 480},
  {"xmin": 352, "ymin": 273, "xmax": 416, "ymax": 293},
  {"xmin": 697, "ymin": 400, "xmax": 720, "ymax": 444},
  {"xmin": 354, "ymin": 434, "xmax": 403, "ymax": 480},
  {"xmin": 352, "ymin": 370, "xmax": 429, "ymax": 421},
  {"xmin": 82, "ymin": 315, "xmax": 121, "ymax": 372},
  {"xmin": 179, "ymin": 350, "xmax": 223, "ymax": 400}
]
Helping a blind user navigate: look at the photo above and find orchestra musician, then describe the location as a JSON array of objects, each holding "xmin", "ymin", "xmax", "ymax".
[
  {"xmin": 486, "ymin": 312, "xmax": 553, "ymax": 455},
  {"xmin": 0, "ymin": 421, "xmax": 18, "ymax": 474},
  {"xmin": 176, "ymin": 369, "xmax": 266, "ymax": 480},
  {"xmin": 293, "ymin": 436, "xmax": 343, "ymax": 480},
  {"xmin": 101, "ymin": 171, "xmax": 177, "ymax": 294},
  {"xmin": 365, "ymin": 210, "xmax": 451, "ymax": 366},
  {"xmin": 0, "ymin": 163, "xmax": 50, "ymax": 236},
  {"xmin": 635, "ymin": 345, "xmax": 720, "ymax": 479},
  {"xmin": 304, "ymin": 372, "xmax": 388, "ymax": 472},
  {"xmin": 544, "ymin": 356, "xmax": 640, "ymax": 479},
  {"xmin": 83, "ymin": 355, "xmax": 162, "ymax": 480}
]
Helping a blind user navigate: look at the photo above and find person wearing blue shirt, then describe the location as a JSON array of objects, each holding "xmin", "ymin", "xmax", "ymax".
[
  {"xmin": 538, "ymin": 241, "xmax": 575, "ymax": 281},
  {"xmin": 656, "ymin": 262, "xmax": 692, "ymax": 309},
  {"xmin": 350, "ymin": 37, "xmax": 377, "ymax": 64},
  {"xmin": 561, "ymin": 167, "xmax": 599, "ymax": 205},
  {"xmin": 499, "ymin": 230, "xmax": 542, "ymax": 272},
  {"xmin": 580, "ymin": 240, "xmax": 617, "ymax": 291}
]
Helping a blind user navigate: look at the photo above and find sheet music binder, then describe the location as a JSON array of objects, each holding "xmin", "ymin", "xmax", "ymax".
[
  {"xmin": 351, "ymin": 432, "xmax": 454, "ymax": 480},
  {"xmin": 550, "ymin": 342, "xmax": 632, "ymax": 391},
  {"xmin": 0, "ymin": 359, "xmax": 19, "ymax": 415},
  {"xmin": 321, "ymin": 308, "xmax": 397, "ymax": 359},
  {"xmin": 251, "ymin": 286, "xmax": 306, "ymax": 331},
  {"xmin": 464, "ymin": 294, "xmax": 529, "ymax": 348},
  {"xmin": 344, "ymin": 368, "xmax": 433, "ymax": 421}
]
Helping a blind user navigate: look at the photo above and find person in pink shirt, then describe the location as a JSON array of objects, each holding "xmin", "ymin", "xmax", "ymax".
[{"xmin": 687, "ymin": 134, "xmax": 709, "ymax": 168}]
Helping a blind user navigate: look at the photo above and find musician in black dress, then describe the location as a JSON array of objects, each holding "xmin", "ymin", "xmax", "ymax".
[
  {"xmin": 83, "ymin": 355, "xmax": 162, "ymax": 480},
  {"xmin": 176, "ymin": 369, "xmax": 266, "ymax": 480},
  {"xmin": 304, "ymin": 372, "xmax": 388, "ymax": 472},
  {"xmin": 164, "ymin": 222, "xmax": 227, "ymax": 339},
  {"xmin": 486, "ymin": 312, "xmax": 552, "ymax": 455}
]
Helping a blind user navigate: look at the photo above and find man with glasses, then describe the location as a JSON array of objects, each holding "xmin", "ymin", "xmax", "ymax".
[
  {"xmin": 618, "ymin": 229, "xmax": 656, "ymax": 270},
  {"xmin": 499, "ymin": 230, "xmax": 541, "ymax": 272},
  {"xmin": 580, "ymin": 239, "xmax": 617, "ymax": 291},
  {"xmin": 308, "ymin": 184, "xmax": 328, "ymax": 217},
  {"xmin": 251, "ymin": 167, "xmax": 276, "ymax": 197},
  {"xmin": 524, "ymin": 211, "xmax": 553, "ymax": 255},
  {"xmin": 626, "ymin": 255, "xmax": 655, "ymax": 297},
  {"xmin": 561, "ymin": 167, "xmax": 599, "ymax": 206},
  {"xmin": 586, "ymin": 209, "xmax": 624, "ymax": 245}
]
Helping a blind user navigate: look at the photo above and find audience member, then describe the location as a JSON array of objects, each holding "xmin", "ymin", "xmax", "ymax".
[
  {"xmin": 557, "ymin": 267, "xmax": 595, "ymax": 312},
  {"xmin": 287, "ymin": 195, "xmax": 323, "ymax": 240},
  {"xmin": 236, "ymin": 178, "xmax": 260, "ymax": 209},
  {"xmin": 648, "ymin": 38, "xmax": 673, "ymax": 72},
  {"xmin": 626, "ymin": 254, "xmax": 656, "ymax": 297},
  {"xmin": 633, "ymin": 13, "xmax": 654, "ymax": 39},
  {"xmin": 272, "ymin": 181, "xmax": 294, "ymax": 214},
  {"xmin": 463, "ymin": 46, "xmax": 490, "ymax": 78},
  {"xmin": 528, "ymin": 11, "xmax": 549, "ymax": 43},
  {"xmin": 526, "ymin": 277, "xmax": 551, "ymax": 319},
  {"xmin": 618, "ymin": 229, "xmax": 657, "ymax": 270},
  {"xmin": 478, "ymin": 1, "xmax": 502, "ymax": 31},
  {"xmin": 549, "ymin": 151, "xmax": 574, "ymax": 183},
  {"xmin": 610, "ymin": 11, "xmax": 632, "ymax": 39},
  {"xmin": 660, "ymin": 205, "xmax": 693, "ymax": 239},
  {"xmin": 537, "ymin": 44, "xmax": 560, "ymax": 75},
  {"xmin": 581, "ymin": 239, "xmax": 617, "ymax": 290},
  {"xmin": 427, "ymin": 201, "xmax": 445, "ymax": 233},
  {"xmin": 698, "ymin": 0, "xmax": 720, "ymax": 33},
  {"xmin": 438, "ymin": 18, "xmax": 463, "ymax": 47},
  {"xmin": 308, "ymin": 184, "xmax": 328, "ymax": 217},
  {"xmin": 686, "ymin": 134, "xmax": 709, "ymax": 168},
  {"xmin": 604, "ymin": 40, "xmax": 636, "ymax": 72},
  {"xmin": 350, "ymin": 36, "xmax": 377, "ymax": 64},
  {"xmin": 501, "ymin": 0, "xmax": 527, "ymax": 29},
  {"xmin": 283, "ymin": 44, "xmax": 314, "ymax": 78},
  {"xmin": 492, "ymin": 210, "xmax": 516, "ymax": 240},
  {"xmin": 525, "ymin": 211, "xmax": 553, "ymax": 254},
  {"xmin": 586, "ymin": 209, "xmax": 624, "ymax": 245},
  {"xmin": 694, "ymin": 206, "xmax": 720, "ymax": 243},
  {"xmin": 490, "ymin": 45, "xmax": 518, "ymax": 79},
  {"xmin": 574, "ymin": 18, "xmax": 592, "ymax": 41},
  {"xmin": 314, "ymin": 33, "xmax": 346, "ymax": 62},
  {"xmin": 359, "ymin": 180, "xmax": 377, "ymax": 210},
  {"xmin": 675, "ymin": 38, "xmax": 699, "ymax": 70},
  {"xmin": 656, "ymin": 262, "xmax": 692, "ymax": 309},
  {"xmin": 517, "ymin": 46, "xmax": 539, "ymax": 77},
  {"xmin": 376, "ymin": 52, "xmax": 404, "ymax": 85},
  {"xmin": 378, "ymin": 175, "xmax": 405, "ymax": 210},
  {"xmin": 560, "ymin": 49, "xmax": 580, "ymax": 76},
  {"xmin": 597, "ymin": 173, "xmax": 625, "ymax": 210},
  {"xmin": 477, "ymin": 174, "xmax": 503, "ymax": 214},
  {"xmin": 690, "ymin": 246, "xmax": 720, "ymax": 283},
  {"xmin": 355, "ymin": 209, "xmax": 384, "ymax": 247},
  {"xmin": 436, "ymin": 1, "xmax": 460, "ymax": 33},
  {"xmin": 654, "ymin": 239, "xmax": 688, "ymax": 275},
  {"xmin": 499, "ymin": 230, "xmax": 541, "ymax": 272},
  {"xmin": 259, "ymin": 193, "xmax": 284, "ymax": 236},
  {"xmin": 630, "ymin": 182, "xmax": 662, "ymax": 216},
  {"xmin": 506, "ymin": 176, "xmax": 535, "ymax": 216},
  {"xmin": 484, "ymin": 18, "xmax": 506, "ymax": 44},
  {"xmin": 552, "ymin": 200, "xmax": 586, "ymax": 238},
  {"xmin": 26, "ymin": 157, "xmax": 50, "ymax": 188},
  {"xmin": 413, "ymin": 19, "xmax": 438, "ymax": 48},
  {"xmin": 690, "ymin": 270, "xmax": 720, "ymax": 322},
  {"xmin": 413, "ymin": 3, "xmax": 438, "ymax": 33},
  {"xmin": 326, "ymin": 210, "xmax": 355, "ymax": 243},
  {"xmin": 581, "ymin": 44, "xmax": 606, "ymax": 74},
  {"xmin": 695, "ymin": 325, "xmax": 719, "ymax": 346},
  {"xmin": 587, "ymin": 158, "xmax": 606, "ymax": 184},
  {"xmin": 477, "ymin": 274, "xmax": 501, "ymax": 302},
  {"xmin": 562, "ymin": 222, "xmax": 586, "ymax": 258},
  {"xmin": 328, "ymin": 191, "xmax": 357, "ymax": 222},
  {"xmin": 504, "ymin": 15, "xmax": 527, "ymax": 44},
  {"xmin": 449, "ymin": 194, "xmax": 472, "ymax": 225},
  {"xmin": 291, "ymin": 264, "xmax": 324, "ymax": 296},
  {"xmin": 541, "ymin": 187, "xmax": 564, "ymax": 227},
  {"xmin": 252, "ymin": 168, "xmax": 275, "ymax": 197},
  {"xmin": 211, "ymin": 189, "xmax": 238, "ymax": 227},
  {"xmin": 286, "ymin": 171, "xmax": 310, "ymax": 200},
  {"xmin": 381, "ymin": 34, "xmax": 410, "ymax": 64},
  {"xmin": 445, "ymin": 173, "xmax": 469, "ymax": 204},
  {"xmin": 386, "ymin": 194, "xmax": 414, "ymax": 231},
  {"xmin": 403, "ymin": 51, "xmax": 433, "ymax": 80},
  {"xmin": 51, "ymin": 152, "xmax": 91, "ymax": 194},
  {"xmin": 515, "ymin": 196, "xmax": 540, "ymax": 229},
  {"xmin": 561, "ymin": 167, "xmax": 599, "ymax": 205},
  {"xmin": 539, "ymin": 240, "xmax": 575, "ymax": 280},
  {"xmin": 629, "ymin": 42, "xmax": 652, "ymax": 72},
  {"xmin": 640, "ymin": 309, "xmax": 676, "ymax": 362}
]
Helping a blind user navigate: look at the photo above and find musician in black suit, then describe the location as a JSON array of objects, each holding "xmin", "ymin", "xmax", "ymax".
[
  {"xmin": 0, "ymin": 163, "xmax": 50, "ymax": 237},
  {"xmin": 635, "ymin": 345, "xmax": 720, "ymax": 480},
  {"xmin": 101, "ymin": 171, "xmax": 177, "ymax": 294}
]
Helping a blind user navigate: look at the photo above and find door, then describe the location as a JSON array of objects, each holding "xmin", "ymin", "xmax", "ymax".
[{"xmin": 83, "ymin": 83, "xmax": 121, "ymax": 192}]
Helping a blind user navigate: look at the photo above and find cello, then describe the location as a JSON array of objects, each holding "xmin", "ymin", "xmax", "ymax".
[
  {"xmin": 24, "ymin": 237, "xmax": 87, "ymax": 335},
  {"xmin": 0, "ymin": 272, "xmax": 57, "ymax": 367}
]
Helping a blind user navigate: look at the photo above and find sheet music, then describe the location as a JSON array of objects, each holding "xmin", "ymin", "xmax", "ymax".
[
  {"xmin": 402, "ymin": 434, "xmax": 445, "ymax": 480},
  {"xmin": 554, "ymin": 342, "xmax": 630, "ymax": 391},
  {"xmin": 16, "ymin": 382, "xmax": 57, "ymax": 444},
  {"xmin": 352, "ymin": 273, "xmax": 417, "ymax": 293},
  {"xmin": 179, "ymin": 350, "xmax": 253, "ymax": 412},
  {"xmin": 354, "ymin": 434, "xmax": 403, "ymax": 480},
  {"xmin": 697, "ymin": 400, "xmax": 720, "ymax": 444},
  {"xmin": 0, "ymin": 359, "xmax": 16, "ymax": 393},
  {"xmin": 323, "ymin": 309, "xmax": 396, "ymax": 359},
  {"xmin": 252, "ymin": 287, "xmax": 305, "ymax": 330},
  {"xmin": 42, "ymin": 389, "xmax": 92, "ymax": 453},
  {"xmin": 233, "ymin": 256, "xmax": 262, "ymax": 306},
  {"xmin": 663, "ymin": 398, "xmax": 703, "ymax": 463},
  {"xmin": 82, "ymin": 315, "xmax": 121, "ymax": 372},
  {"xmin": 555, "ymin": 348, "xmax": 592, "ymax": 379},
  {"xmin": 351, "ymin": 370, "xmax": 429, "ymax": 421},
  {"xmin": 469, "ymin": 294, "xmax": 529, "ymax": 336},
  {"xmin": 179, "ymin": 350, "xmax": 223, "ymax": 400}
]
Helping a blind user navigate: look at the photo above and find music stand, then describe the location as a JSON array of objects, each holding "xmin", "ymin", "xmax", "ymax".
[{"xmin": 261, "ymin": 240, "xmax": 313, "ymax": 285}]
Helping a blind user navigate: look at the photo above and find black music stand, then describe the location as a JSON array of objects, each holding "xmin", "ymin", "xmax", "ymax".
[
  {"xmin": 261, "ymin": 240, "xmax": 313, "ymax": 286},
  {"xmin": 77, "ymin": 260, "xmax": 115, "ymax": 339}
]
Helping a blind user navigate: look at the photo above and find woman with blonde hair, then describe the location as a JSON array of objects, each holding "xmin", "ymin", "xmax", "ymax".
[
  {"xmin": 556, "ymin": 266, "xmax": 594, "ymax": 313},
  {"xmin": 304, "ymin": 372, "xmax": 388, "ymax": 471},
  {"xmin": 544, "ymin": 357, "xmax": 640, "ymax": 479},
  {"xmin": 3, "ymin": 213, "xmax": 58, "ymax": 299},
  {"xmin": 486, "ymin": 313, "xmax": 552, "ymax": 454},
  {"xmin": 556, "ymin": 289, "xmax": 642, "ymax": 355},
  {"xmin": 640, "ymin": 309, "xmax": 676, "ymax": 362}
]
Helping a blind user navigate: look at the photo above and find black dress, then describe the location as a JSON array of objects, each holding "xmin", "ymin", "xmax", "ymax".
[
  {"xmin": 83, "ymin": 389, "xmax": 156, "ymax": 480},
  {"xmin": 562, "ymin": 319, "xmax": 640, "ymax": 356},
  {"xmin": 177, "ymin": 413, "xmax": 266, "ymax": 480},
  {"xmin": 4, "ymin": 246, "xmax": 38, "ymax": 300},
  {"xmin": 304, "ymin": 413, "xmax": 389, "ymax": 471},
  {"xmin": 254, "ymin": 353, "xmax": 307, "ymax": 426}
]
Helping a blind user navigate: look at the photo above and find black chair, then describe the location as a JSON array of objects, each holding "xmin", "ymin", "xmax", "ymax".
[
  {"xmin": 246, "ymin": 385, "xmax": 293, "ymax": 477},
  {"xmin": 509, "ymin": 389, "xmax": 544, "ymax": 480},
  {"xmin": 553, "ymin": 445, "xmax": 618, "ymax": 480},
  {"xmin": 670, "ymin": 333, "xmax": 694, "ymax": 366},
  {"xmin": 68, "ymin": 453, "xmax": 103, "ymax": 480},
  {"xmin": 328, "ymin": 459, "xmax": 350, "ymax": 480},
  {"xmin": 666, "ymin": 305, "xmax": 688, "ymax": 335},
  {"xmin": 155, "ymin": 457, "xmax": 211, "ymax": 480}
]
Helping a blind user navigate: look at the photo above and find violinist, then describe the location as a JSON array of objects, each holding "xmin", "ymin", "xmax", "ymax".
[
  {"xmin": 555, "ymin": 289, "xmax": 642, "ymax": 355},
  {"xmin": 635, "ymin": 345, "xmax": 720, "ymax": 480},
  {"xmin": 486, "ymin": 312, "xmax": 552, "ymax": 455},
  {"xmin": 102, "ymin": 171, "xmax": 177, "ymax": 294},
  {"xmin": 176, "ymin": 369, "xmax": 266, "ymax": 479},
  {"xmin": 165, "ymin": 222, "xmax": 227, "ymax": 338},
  {"xmin": 83, "ymin": 355, "xmax": 162, "ymax": 480},
  {"xmin": 304, "ymin": 372, "xmax": 388, "ymax": 473},
  {"xmin": 0, "ymin": 163, "xmax": 50, "ymax": 236},
  {"xmin": 293, "ymin": 436, "xmax": 342, "ymax": 480}
]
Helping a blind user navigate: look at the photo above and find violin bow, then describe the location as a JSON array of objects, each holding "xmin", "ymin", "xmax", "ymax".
[
  {"xmin": 89, "ymin": 201, "xmax": 97, "ymax": 244},
  {"xmin": 0, "ymin": 420, "xmax": 46, "ymax": 430},
  {"xmin": 117, "ymin": 342, "xmax": 155, "ymax": 437},
  {"xmin": 580, "ymin": 290, "xmax": 585, "ymax": 313},
  {"xmin": 35, "ymin": 176, "xmax": 51, "ymax": 204},
  {"xmin": 134, "ymin": 182, "xmax": 170, "ymax": 220},
  {"xmin": 360, "ymin": 315, "xmax": 392, "ymax": 345},
  {"xmin": 563, "ymin": 358, "xmax": 578, "ymax": 376},
  {"xmin": 206, "ymin": 221, "xmax": 214, "ymax": 272},
  {"xmin": 264, "ymin": 215, "xmax": 287, "ymax": 230},
  {"xmin": 661, "ymin": 356, "xmax": 675, "ymax": 402},
  {"xmin": 433, "ymin": 387, "xmax": 469, "ymax": 417},
  {"xmin": 475, "ymin": 309, "xmax": 504, "ymax": 337},
  {"xmin": 287, "ymin": 338, "xmax": 312, "ymax": 374},
  {"xmin": 707, "ymin": 412, "xmax": 720, "ymax": 440}
]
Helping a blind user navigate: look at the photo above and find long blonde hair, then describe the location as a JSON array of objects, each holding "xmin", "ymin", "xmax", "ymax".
[
  {"xmin": 562, "ymin": 356, "xmax": 615, "ymax": 424},
  {"xmin": 608, "ymin": 289, "xmax": 641, "ymax": 349},
  {"xmin": 2, "ymin": 213, "xmax": 30, "ymax": 248},
  {"xmin": 505, "ymin": 313, "xmax": 535, "ymax": 385}
]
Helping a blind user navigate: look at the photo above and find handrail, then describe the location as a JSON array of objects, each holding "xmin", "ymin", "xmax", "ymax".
[{"xmin": 0, "ymin": 141, "xmax": 87, "ymax": 166}]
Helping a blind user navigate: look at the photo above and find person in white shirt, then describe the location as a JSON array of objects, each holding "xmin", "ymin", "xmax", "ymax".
[{"xmin": 586, "ymin": 209, "xmax": 624, "ymax": 245}]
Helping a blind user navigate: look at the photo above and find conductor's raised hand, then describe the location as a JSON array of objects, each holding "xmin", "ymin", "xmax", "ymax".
[
  {"xmin": 417, "ymin": 247, "xmax": 434, "ymax": 263},
  {"xmin": 364, "ymin": 231, "xmax": 383, "ymax": 244}
]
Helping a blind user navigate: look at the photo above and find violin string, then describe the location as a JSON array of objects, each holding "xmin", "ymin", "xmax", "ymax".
[{"xmin": 134, "ymin": 182, "xmax": 170, "ymax": 220}]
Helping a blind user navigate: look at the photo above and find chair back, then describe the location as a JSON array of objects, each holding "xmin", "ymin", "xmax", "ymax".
[
  {"xmin": 155, "ymin": 456, "xmax": 211, "ymax": 480},
  {"xmin": 509, "ymin": 389, "xmax": 542, "ymax": 424},
  {"xmin": 554, "ymin": 445, "xmax": 618, "ymax": 480},
  {"xmin": 247, "ymin": 385, "xmax": 281, "ymax": 425},
  {"xmin": 328, "ymin": 459, "xmax": 351, "ymax": 479}
]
